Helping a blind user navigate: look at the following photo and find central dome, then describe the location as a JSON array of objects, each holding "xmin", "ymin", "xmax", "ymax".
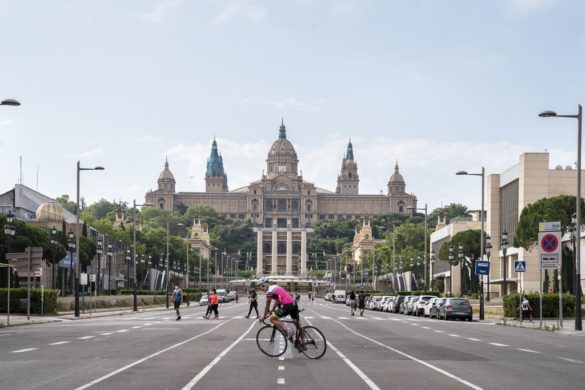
[
  {"xmin": 266, "ymin": 121, "xmax": 299, "ymax": 176},
  {"xmin": 36, "ymin": 201, "xmax": 64, "ymax": 223}
]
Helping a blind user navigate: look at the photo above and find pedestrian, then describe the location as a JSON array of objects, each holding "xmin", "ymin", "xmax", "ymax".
[
  {"xmin": 202, "ymin": 289, "xmax": 212, "ymax": 319},
  {"xmin": 245, "ymin": 288, "xmax": 259, "ymax": 318},
  {"xmin": 204, "ymin": 289, "xmax": 219, "ymax": 319},
  {"xmin": 521, "ymin": 295, "xmax": 533, "ymax": 322},
  {"xmin": 235, "ymin": 292, "xmax": 239, "ymax": 304},
  {"xmin": 349, "ymin": 290, "xmax": 356, "ymax": 316},
  {"xmin": 170, "ymin": 283, "xmax": 183, "ymax": 321},
  {"xmin": 311, "ymin": 293, "xmax": 314, "ymax": 303},
  {"xmin": 358, "ymin": 291, "xmax": 366, "ymax": 316}
]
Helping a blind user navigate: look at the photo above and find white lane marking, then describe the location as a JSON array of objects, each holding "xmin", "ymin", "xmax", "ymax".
[
  {"xmin": 278, "ymin": 366, "xmax": 285, "ymax": 371},
  {"xmin": 329, "ymin": 318, "xmax": 484, "ymax": 390},
  {"xmin": 465, "ymin": 338, "xmax": 481, "ymax": 342},
  {"xmin": 132, "ymin": 326, "xmax": 142, "ymax": 329},
  {"xmin": 372, "ymin": 317, "xmax": 383, "ymax": 320},
  {"xmin": 49, "ymin": 341, "xmax": 71, "ymax": 345},
  {"xmin": 304, "ymin": 316, "xmax": 314, "ymax": 319},
  {"xmin": 11, "ymin": 348, "xmax": 38, "ymax": 353},
  {"xmin": 181, "ymin": 321, "xmax": 256, "ymax": 390},
  {"xmin": 448, "ymin": 334, "xmax": 461, "ymax": 338},
  {"xmin": 422, "ymin": 326, "xmax": 430, "ymax": 329},
  {"xmin": 560, "ymin": 357, "xmax": 584, "ymax": 364},
  {"xmin": 517, "ymin": 348, "xmax": 539, "ymax": 354},
  {"xmin": 433, "ymin": 330, "xmax": 445, "ymax": 333},
  {"xmin": 78, "ymin": 336, "xmax": 96, "ymax": 340},
  {"xmin": 75, "ymin": 320, "xmax": 231, "ymax": 390},
  {"xmin": 116, "ymin": 329, "xmax": 129, "ymax": 333},
  {"xmin": 0, "ymin": 333, "xmax": 13, "ymax": 337},
  {"xmin": 489, "ymin": 343, "xmax": 508, "ymax": 347},
  {"xmin": 321, "ymin": 316, "xmax": 331, "ymax": 319},
  {"xmin": 100, "ymin": 333, "xmax": 113, "ymax": 336},
  {"xmin": 277, "ymin": 378, "xmax": 285, "ymax": 384},
  {"xmin": 411, "ymin": 323, "xmax": 419, "ymax": 326},
  {"xmin": 143, "ymin": 323, "xmax": 152, "ymax": 326},
  {"xmin": 339, "ymin": 317, "xmax": 349, "ymax": 320},
  {"xmin": 328, "ymin": 341, "xmax": 381, "ymax": 390}
]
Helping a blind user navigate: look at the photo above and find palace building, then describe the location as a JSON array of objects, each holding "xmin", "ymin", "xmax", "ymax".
[{"xmin": 145, "ymin": 121, "xmax": 417, "ymax": 277}]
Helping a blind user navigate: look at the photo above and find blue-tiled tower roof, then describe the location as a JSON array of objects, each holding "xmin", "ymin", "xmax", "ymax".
[
  {"xmin": 345, "ymin": 139, "xmax": 354, "ymax": 160},
  {"xmin": 206, "ymin": 138, "xmax": 228, "ymax": 186}
]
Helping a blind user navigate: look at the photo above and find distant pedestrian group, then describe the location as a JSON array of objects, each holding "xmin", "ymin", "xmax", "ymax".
[{"xmin": 203, "ymin": 289, "xmax": 219, "ymax": 319}]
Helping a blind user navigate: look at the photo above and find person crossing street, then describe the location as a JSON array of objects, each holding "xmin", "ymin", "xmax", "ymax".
[{"xmin": 245, "ymin": 288, "xmax": 259, "ymax": 318}]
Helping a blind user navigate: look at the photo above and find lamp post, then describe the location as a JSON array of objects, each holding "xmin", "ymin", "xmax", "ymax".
[
  {"xmin": 106, "ymin": 241, "xmax": 113, "ymax": 295},
  {"xmin": 74, "ymin": 161, "xmax": 104, "ymax": 317},
  {"xmin": 485, "ymin": 239, "xmax": 492, "ymax": 302},
  {"xmin": 448, "ymin": 243, "xmax": 454, "ymax": 296},
  {"xmin": 132, "ymin": 200, "xmax": 152, "ymax": 311},
  {"xmin": 96, "ymin": 235, "xmax": 103, "ymax": 295},
  {"xmin": 125, "ymin": 248, "xmax": 131, "ymax": 289},
  {"xmin": 458, "ymin": 243, "xmax": 464, "ymax": 296},
  {"xmin": 430, "ymin": 250, "xmax": 435, "ymax": 291},
  {"xmin": 50, "ymin": 226, "xmax": 57, "ymax": 289},
  {"xmin": 539, "ymin": 105, "xmax": 582, "ymax": 331},
  {"xmin": 1, "ymin": 98, "xmax": 20, "ymax": 106},
  {"xmin": 456, "ymin": 167, "xmax": 485, "ymax": 316},
  {"xmin": 2, "ymin": 212, "xmax": 16, "ymax": 290},
  {"xmin": 407, "ymin": 204, "xmax": 428, "ymax": 290},
  {"xmin": 501, "ymin": 229, "xmax": 509, "ymax": 297},
  {"xmin": 571, "ymin": 213, "xmax": 578, "ymax": 295},
  {"xmin": 165, "ymin": 218, "xmax": 170, "ymax": 309},
  {"xmin": 67, "ymin": 230, "xmax": 75, "ymax": 296}
]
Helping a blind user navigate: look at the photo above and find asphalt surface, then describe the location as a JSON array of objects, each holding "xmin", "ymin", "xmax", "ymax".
[{"xmin": 2, "ymin": 297, "xmax": 585, "ymax": 390}]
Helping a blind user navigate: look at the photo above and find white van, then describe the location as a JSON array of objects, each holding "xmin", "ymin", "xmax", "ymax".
[{"xmin": 333, "ymin": 290, "xmax": 346, "ymax": 304}]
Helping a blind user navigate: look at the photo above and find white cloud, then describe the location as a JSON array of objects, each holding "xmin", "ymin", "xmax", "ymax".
[
  {"xmin": 213, "ymin": 0, "xmax": 267, "ymax": 24},
  {"xmin": 140, "ymin": 0, "xmax": 184, "ymax": 22},
  {"xmin": 506, "ymin": 0, "xmax": 557, "ymax": 14}
]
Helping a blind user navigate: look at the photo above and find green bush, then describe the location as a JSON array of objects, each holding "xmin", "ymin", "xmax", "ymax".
[
  {"xmin": 0, "ymin": 288, "xmax": 59, "ymax": 315},
  {"xmin": 503, "ymin": 292, "xmax": 575, "ymax": 317}
]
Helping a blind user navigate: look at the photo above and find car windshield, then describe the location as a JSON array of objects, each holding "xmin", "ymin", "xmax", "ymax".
[{"xmin": 451, "ymin": 299, "xmax": 469, "ymax": 305}]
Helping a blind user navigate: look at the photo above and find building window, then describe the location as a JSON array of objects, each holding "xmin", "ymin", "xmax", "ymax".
[
  {"xmin": 279, "ymin": 163, "xmax": 286, "ymax": 173},
  {"xmin": 277, "ymin": 218, "xmax": 287, "ymax": 228},
  {"xmin": 328, "ymin": 215, "xmax": 334, "ymax": 220},
  {"xmin": 278, "ymin": 242, "xmax": 287, "ymax": 254},
  {"xmin": 252, "ymin": 199, "xmax": 259, "ymax": 211},
  {"xmin": 265, "ymin": 218, "xmax": 272, "ymax": 227},
  {"xmin": 398, "ymin": 201, "xmax": 404, "ymax": 213},
  {"xmin": 265, "ymin": 199, "xmax": 273, "ymax": 211},
  {"xmin": 305, "ymin": 199, "xmax": 313, "ymax": 213},
  {"xmin": 277, "ymin": 199, "xmax": 287, "ymax": 212},
  {"xmin": 239, "ymin": 213, "xmax": 245, "ymax": 219},
  {"xmin": 292, "ymin": 218, "xmax": 299, "ymax": 228},
  {"xmin": 291, "ymin": 199, "xmax": 299, "ymax": 212}
]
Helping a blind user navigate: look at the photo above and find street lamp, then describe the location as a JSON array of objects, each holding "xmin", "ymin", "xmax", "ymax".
[
  {"xmin": 458, "ymin": 242, "xmax": 464, "ymax": 297},
  {"xmin": 571, "ymin": 213, "xmax": 578, "ymax": 296},
  {"xmin": 456, "ymin": 167, "xmax": 485, "ymax": 318},
  {"xmin": 96, "ymin": 235, "xmax": 103, "ymax": 295},
  {"xmin": 125, "ymin": 248, "xmax": 131, "ymax": 289},
  {"xmin": 106, "ymin": 241, "xmax": 113, "ymax": 295},
  {"xmin": 50, "ymin": 226, "xmax": 58, "ymax": 289},
  {"xmin": 67, "ymin": 230, "xmax": 76, "ymax": 296},
  {"xmin": 539, "ymin": 105, "xmax": 582, "ymax": 331},
  {"xmin": 165, "ymin": 218, "xmax": 170, "ymax": 309},
  {"xmin": 1, "ymin": 98, "xmax": 20, "ymax": 106},
  {"xmin": 430, "ymin": 250, "xmax": 435, "ymax": 291},
  {"xmin": 2, "ymin": 212, "xmax": 16, "ymax": 290},
  {"xmin": 407, "ymin": 204, "xmax": 428, "ymax": 290},
  {"xmin": 501, "ymin": 229, "xmax": 509, "ymax": 297},
  {"xmin": 132, "ymin": 200, "xmax": 152, "ymax": 311},
  {"xmin": 74, "ymin": 161, "xmax": 104, "ymax": 317},
  {"xmin": 485, "ymin": 238, "xmax": 492, "ymax": 302},
  {"xmin": 448, "ymin": 243, "xmax": 454, "ymax": 297}
]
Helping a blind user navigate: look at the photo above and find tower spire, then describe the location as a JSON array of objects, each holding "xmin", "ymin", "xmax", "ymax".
[{"xmin": 279, "ymin": 119, "xmax": 286, "ymax": 139}]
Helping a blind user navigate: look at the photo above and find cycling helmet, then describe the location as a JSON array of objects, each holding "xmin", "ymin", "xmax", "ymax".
[{"xmin": 256, "ymin": 276, "xmax": 269, "ymax": 287}]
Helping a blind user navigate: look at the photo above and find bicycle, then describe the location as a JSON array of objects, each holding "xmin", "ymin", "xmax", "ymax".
[{"xmin": 256, "ymin": 309, "xmax": 327, "ymax": 359}]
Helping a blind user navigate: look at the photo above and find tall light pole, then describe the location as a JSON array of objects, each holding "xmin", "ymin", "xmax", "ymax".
[
  {"xmin": 166, "ymin": 218, "xmax": 170, "ymax": 308},
  {"xmin": 132, "ymin": 200, "xmax": 152, "ymax": 311},
  {"xmin": 485, "ymin": 239, "xmax": 492, "ymax": 302},
  {"xmin": 430, "ymin": 250, "xmax": 435, "ymax": 291},
  {"xmin": 74, "ymin": 161, "xmax": 104, "ymax": 317},
  {"xmin": 448, "ymin": 243, "xmax": 454, "ymax": 296},
  {"xmin": 408, "ymin": 204, "xmax": 428, "ymax": 290},
  {"xmin": 458, "ymin": 242, "xmax": 464, "ymax": 296},
  {"xmin": 501, "ymin": 229, "xmax": 509, "ymax": 297},
  {"xmin": 50, "ymin": 226, "xmax": 58, "ymax": 289},
  {"xmin": 456, "ymin": 167, "xmax": 485, "ymax": 318},
  {"xmin": 539, "ymin": 105, "xmax": 582, "ymax": 331}
]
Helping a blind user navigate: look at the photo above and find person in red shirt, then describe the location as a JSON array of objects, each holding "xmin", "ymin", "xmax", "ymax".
[{"xmin": 204, "ymin": 289, "xmax": 219, "ymax": 319}]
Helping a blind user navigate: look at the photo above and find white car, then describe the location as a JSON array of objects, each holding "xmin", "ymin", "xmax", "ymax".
[
  {"xmin": 413, "ymin": 295, "xmax": 437, "ymax": 316},
  {"xmin": 199, "ymin": 295, "xmax": 209, "ymax": 306}
]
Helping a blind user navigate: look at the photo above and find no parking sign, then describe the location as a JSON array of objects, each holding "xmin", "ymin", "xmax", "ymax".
[{"xmin": 538, "ymin": 231, "xmax": 561, "ymax": 269}]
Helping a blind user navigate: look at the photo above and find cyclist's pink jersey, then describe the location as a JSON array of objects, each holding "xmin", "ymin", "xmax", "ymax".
[{"xmin": 266, "ymin": 285, "xmax": 294, "ymax": 305}]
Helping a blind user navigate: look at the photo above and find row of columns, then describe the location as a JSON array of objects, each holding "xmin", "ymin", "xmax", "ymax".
[{"xmin": 256, "ymin": 228, "xmax": 307, "ymax": 276}]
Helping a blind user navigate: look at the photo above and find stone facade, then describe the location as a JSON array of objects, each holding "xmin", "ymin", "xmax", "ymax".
[{"xmin": 145, "ymin": 122, "xmax": 417, "ymax": 277}]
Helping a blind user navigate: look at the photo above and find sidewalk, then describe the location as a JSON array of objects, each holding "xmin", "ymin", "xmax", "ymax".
[
  {"xmin": 494, "ymin": 316, "xmax": 585, "ymax": 336},
  {"xmin": 1, "ymin": 305, "xmax": 171, "ymax": 327}
]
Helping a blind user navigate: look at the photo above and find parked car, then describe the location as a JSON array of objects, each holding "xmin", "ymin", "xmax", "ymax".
[
  {"xmin": 438, "ymin": 298, "xmax": 473, "ymax": 321},
  {"xmin": 413, "ymin": 295, "xmax": 437, "ymax": 317},
  {"xmin": 324, "ymin": 293, "xmax": 332, "ymax": 301},
  {"xmin": 216, "ymin": 289, "xmax": 228, "ymax": 303},
  {"xmin": 199, "ymin": 295, "xmax": 209, "ymax": 306},
  {"xmin": 400, "ymin": 296, "xmax": 413, "ymax": 314},
  {"xmin": 392, "ymin": 295, "xmax": 406, "ymax": 313},
  {"xmin": 430, "ymin": 298, "xmax": 446, "ymax": 319},
  {"xmin": 382, "ymin": 296, "xmax": 395, "ymax": 312},
  {"xmin": 406, "ymin": 296, "xmax": 419, "ymax": 315}
]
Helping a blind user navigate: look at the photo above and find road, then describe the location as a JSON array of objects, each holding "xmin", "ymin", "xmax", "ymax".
[{"xmin": 2, "ymin": 297, "xmax": 585, "ymax": 390}]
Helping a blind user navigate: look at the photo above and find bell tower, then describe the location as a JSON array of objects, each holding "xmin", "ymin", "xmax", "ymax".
[
  {"xmin": 205, "ymin": 138, "xmax": 229, "ymax": 193},
  {"xmin": 336, "ymin": 140, "xmax": 359, "ymax": 195}
]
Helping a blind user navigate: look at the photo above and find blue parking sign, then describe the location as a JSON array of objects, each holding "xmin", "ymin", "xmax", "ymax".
[{"xmin": 475, "ymin": 260, "xmax": 490, "ymax": 276}]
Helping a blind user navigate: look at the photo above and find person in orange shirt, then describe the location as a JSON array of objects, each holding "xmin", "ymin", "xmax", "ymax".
[{"xmin": 204, "ymin": 289, "xmax": 219, "ymax": 319}]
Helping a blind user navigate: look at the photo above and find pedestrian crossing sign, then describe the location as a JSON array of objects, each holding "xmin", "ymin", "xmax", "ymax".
[{"xmin": 514, "ymin": 260, "xmax": 526, "ymax": 272}]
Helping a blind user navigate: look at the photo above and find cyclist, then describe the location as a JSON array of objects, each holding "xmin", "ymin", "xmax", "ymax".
[{"xmin": 257, "ymin": 277, "xmax": 299, "ymax": 339}]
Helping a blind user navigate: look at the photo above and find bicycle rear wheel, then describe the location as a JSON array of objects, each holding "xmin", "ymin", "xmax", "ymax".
[
  {"xmin": 256, "ymin": 325, "xmax": 288, "ymax": 358},
  {"xmin": 300, "ymin": 326, "xmax": 327, "ymax": 359}
]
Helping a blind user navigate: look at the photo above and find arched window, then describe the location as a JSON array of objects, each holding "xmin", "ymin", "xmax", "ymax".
[
  {"xmin": 398, "ymin": 200, "xmax": 404, "ymax": 213},
  {"xmin": 306, "ymin": 199, "xmax": 313, "ymax": 213},
  {"xmin": 252, "ymin": 199, "xmax": 259, "ymax": 211},
  {"xmin": 158, "ymin": 198, "xmax": 165, "ymax": 209}
]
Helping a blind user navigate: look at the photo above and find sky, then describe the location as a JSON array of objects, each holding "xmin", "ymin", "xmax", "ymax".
[{"xmin": 2, "ymin": 0, "xmax": 585, "ymax": 213}]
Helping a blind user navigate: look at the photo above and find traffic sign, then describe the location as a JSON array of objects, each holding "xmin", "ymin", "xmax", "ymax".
[
  {"xmin": 540, "ymin": 233, "xmax": 559, "ymax": 253},
  {"xmin": 540, "ymin": 254, "xmax": 560, "ymax": 269},
  {"xmin": 475, "ymin": 260, "xmax": 490, "ymax": 276},
  {"xmin": 539, "ymin": 221, "xmax": 561, "ymax": 232},
  {"xmin": 514, "ymin": 260, "xmax": 526, "ymax": 272}
]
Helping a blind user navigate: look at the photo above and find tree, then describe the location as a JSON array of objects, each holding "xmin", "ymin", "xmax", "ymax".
[
  {"xmin": 428, "ymin": 203, "xmax": 469, "ymax": 228},
  {"xmin": 55, "ymin": 195, "xmax": 77, "ymax": 214},
  {"xmin": 438, "ymin": 229, "xmax": 484, "ymax": 295}
]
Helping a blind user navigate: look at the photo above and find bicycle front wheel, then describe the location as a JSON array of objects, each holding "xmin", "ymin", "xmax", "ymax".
[
  {"xmin": 300, "ymin": 326, "xmax": 327, "ymax": 359},
  {"xmin": 256, "ymin": 325, "xmax": 288, "ymax": 358}
]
